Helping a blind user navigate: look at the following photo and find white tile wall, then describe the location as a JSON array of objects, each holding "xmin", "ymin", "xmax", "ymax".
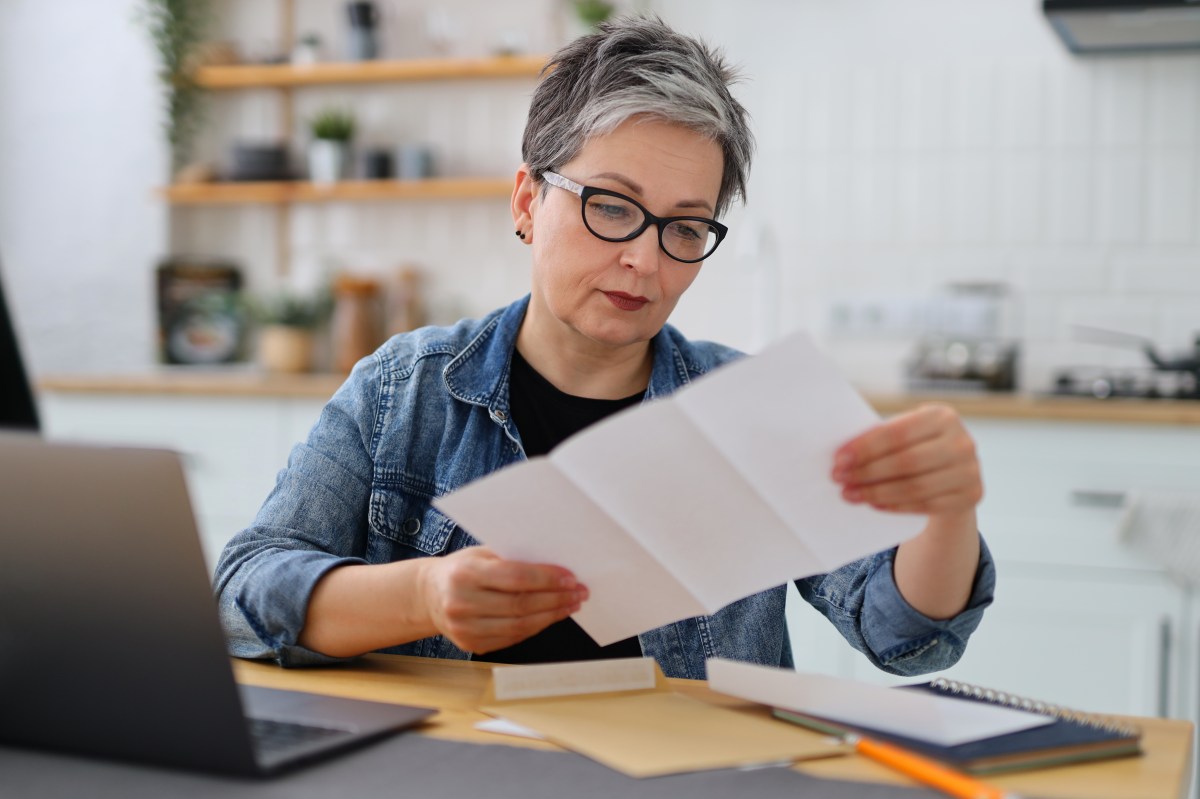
[
  {"xmin": 659, "ymin": 1, "xmax": 1200, "ymax": 395},
  {"xmin": 1095, "ymin": 150, "xmax": 1145, "ymax": 244}
]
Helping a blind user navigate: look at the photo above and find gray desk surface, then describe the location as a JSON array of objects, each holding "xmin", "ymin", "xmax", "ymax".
[{"xmin": 0, "ymin": 734, "xmax": 948, "ymax": 799}]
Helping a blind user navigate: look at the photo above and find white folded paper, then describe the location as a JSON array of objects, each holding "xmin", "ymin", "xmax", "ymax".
[{"xmin": 434, "ymin": 331, "xmax": 924, "ymax": 645}]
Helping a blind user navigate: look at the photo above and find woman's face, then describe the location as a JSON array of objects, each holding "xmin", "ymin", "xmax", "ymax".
[{"xmin": 519, "ymin": 117, "xmax": 724, "ymax": 354}]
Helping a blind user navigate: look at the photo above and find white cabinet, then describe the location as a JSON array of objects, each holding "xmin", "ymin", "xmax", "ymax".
[
  {"xmin": 789, "ymin": 417, "xmax": 1200, "ymax": 727},
  {"xmin": 39, "ymin": 391, "xmax": 327, "ymax": 570}
]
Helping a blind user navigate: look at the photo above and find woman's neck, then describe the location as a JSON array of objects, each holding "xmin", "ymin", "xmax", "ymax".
[{"xmin": 515, "ymin": 309, "xmax": 652, "ymax": 400}]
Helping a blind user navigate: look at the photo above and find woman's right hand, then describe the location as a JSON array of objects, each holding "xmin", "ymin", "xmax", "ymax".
[{"xmin": 416, "ymin": 546, "xmax": 587, "ymax": 654}]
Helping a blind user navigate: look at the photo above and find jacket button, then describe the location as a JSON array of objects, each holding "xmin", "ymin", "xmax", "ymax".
[
  {"xmin": 494, "ymin": 410, "xmax": 508, "ymax": 422},
  {"xmin": 402, "ymin": 517, "xmax": 421, "ymax": 535}
]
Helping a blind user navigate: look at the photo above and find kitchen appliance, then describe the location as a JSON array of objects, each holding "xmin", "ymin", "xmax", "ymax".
[
  {"xmin": 905, "ymin": 282, "xmax": 1021, "ymax": 393},
  {"xmin": 1051, "ymin": 327, "xmax": 1200, "ymax": 399},
  {"xmin": 908, "ymin": 337, "xmax": 1020, "ymax": 392},
  {"xmin": 1052, "ymin": 366, "xmax": 1199, "ymax": 399},
  {"xmin": 1044, "ymin": 1, "xmax": 1200, "ymax": 54}
]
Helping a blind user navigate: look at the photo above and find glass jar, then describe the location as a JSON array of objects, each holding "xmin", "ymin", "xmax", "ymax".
[{"xmin": 331, "ymin": 274, "xmax": 383, "ymax": 373}]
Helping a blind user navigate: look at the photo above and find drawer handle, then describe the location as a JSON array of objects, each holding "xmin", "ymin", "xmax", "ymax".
[{"xmin": 1069, "ymin": 490, "xmax": 1126, "ymax": 508}]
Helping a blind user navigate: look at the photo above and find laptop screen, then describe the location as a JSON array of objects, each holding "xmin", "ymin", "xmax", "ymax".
[{"xmin": 0, "ymin": 260, "xmax": 40, "ymax": 431}]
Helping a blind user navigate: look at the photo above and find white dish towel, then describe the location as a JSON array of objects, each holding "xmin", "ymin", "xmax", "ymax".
[{"xmin": 1117, "ymin": 488, "xmax": 1200, "ymax": 586}]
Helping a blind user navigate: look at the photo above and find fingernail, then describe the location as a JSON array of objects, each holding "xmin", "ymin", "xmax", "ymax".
[
  {"xmin": 835, "ymin": 451, "xmax": 855, "ymax": 469},
  {"xmin": 831, "ymin": 467, "xmax": 848, "ymax": 482},
  {"xmin": 559, "ymin": 575, "xmax": 577, "ymax": 589},
  {"xmin": 843, "ymin": 487, "xmax": 862, "ymax": 503},
  {"xmin": 575, "ymin": 587, "xmax": 589, "ymax": 602}
]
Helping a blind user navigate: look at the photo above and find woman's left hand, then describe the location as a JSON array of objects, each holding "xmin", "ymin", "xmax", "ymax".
[{"xmin": 831, "ymin": 403, "xmax": 983, "ymax": 520}]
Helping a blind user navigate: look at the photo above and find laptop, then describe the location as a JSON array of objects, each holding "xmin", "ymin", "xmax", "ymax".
[
  {"xmin": 0, "ymin": 258, "xmax": 39, "ymax": 431},
  {"xmin": 0, "ymin": 266, "xmax": 435, "ymax": 777}
]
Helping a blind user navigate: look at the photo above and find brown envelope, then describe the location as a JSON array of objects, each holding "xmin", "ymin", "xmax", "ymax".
[{"xmin": 479, "ymin": 658, "xmax": 845, "ymax": 778}]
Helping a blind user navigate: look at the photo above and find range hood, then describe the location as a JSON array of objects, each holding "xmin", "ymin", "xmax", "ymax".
[{"xmin": 1044, "ymin": 0, "xmax": 1200, "ymax": 54}]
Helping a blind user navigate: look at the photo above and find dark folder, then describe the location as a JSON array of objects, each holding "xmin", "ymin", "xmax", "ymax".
[{"xmin": 773, "ymin": 678, "xmax": 1142, "ymax": 775}]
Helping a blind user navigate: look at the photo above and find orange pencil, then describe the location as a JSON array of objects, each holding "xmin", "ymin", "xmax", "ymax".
[{"xmin": 847, "ymin": 733, "xmax": 1022, "ymax": 799}]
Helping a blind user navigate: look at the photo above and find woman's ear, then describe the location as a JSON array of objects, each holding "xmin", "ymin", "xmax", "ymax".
[{"xmin": 510, "ymin": 164, "xmax": 536, "ymax": 244}]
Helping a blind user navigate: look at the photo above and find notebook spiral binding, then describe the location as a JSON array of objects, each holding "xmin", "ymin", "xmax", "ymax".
[{"xmin": 930, "ymin": 678, "xmax": 1141, "ymax": 737}]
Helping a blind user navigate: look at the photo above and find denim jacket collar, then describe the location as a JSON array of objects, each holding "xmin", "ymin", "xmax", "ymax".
[
  {"xmin": 441, "ymin": 297, "xmax": 524, "ymax": 419},
  {"xmin": 441, "ymin": 294, "xmax": 693, "ymax": 409}
]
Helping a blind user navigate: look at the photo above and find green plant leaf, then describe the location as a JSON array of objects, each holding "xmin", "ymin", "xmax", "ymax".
[
  {"xmin": 310, "ymin": 108, "xmax": 356, "ymax": 141},
  {"xmin": 137, "ymin": 0, "xmax": 213, "ymax": 172}
]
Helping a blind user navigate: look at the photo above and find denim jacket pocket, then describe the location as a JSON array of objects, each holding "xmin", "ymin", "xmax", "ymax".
[{"xmin": 368, "ymin": 482, "xmax": 458, "ymax": 561}]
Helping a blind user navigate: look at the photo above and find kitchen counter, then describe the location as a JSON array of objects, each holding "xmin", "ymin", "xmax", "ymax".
[
  {"xmin": 38, "ymin": 371, "xmax": 346, "ymax": 400},
  {"xmin": 866, "ymin": 391, "xmax": 1200, "ymax": 425},
  {"xmin": 36, "ymin": 372, "xmax": 1200, "ymax": 424}
]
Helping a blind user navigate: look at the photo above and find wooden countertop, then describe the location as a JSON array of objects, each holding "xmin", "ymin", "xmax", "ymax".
[
  {"xmin": 865, "ymin": 392, "xmax": 1200, "ymax": 425},
  {"xmin": 36, "ymin": 372, "xmax": 1200, "ymax": 424},
  {"xmin": 38, "ymin": 371, "xmax": 347, "ymax": 400}
]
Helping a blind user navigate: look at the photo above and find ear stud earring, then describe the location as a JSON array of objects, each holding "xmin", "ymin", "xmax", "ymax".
[{"xmin": 514, "ymin": 230, "xmax": 526, "ymax": 240}]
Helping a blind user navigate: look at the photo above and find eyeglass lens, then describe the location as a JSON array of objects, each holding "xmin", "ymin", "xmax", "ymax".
[{"xmin": 582, "ymin": 193, "xmax": 720, "ymax": 262}]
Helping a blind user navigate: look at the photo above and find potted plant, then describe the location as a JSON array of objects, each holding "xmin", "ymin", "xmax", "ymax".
[
  {"xmin": 573, "ymin": 0, "xmax": 615, "ymax": 30},
  {"xmin": 249, "ymin": 289, "xmax": 332, "ymax": 373},
  {"xmin": 139, "ymin": 0, "xmax": 213, "ymax": 179},
  {"xmin": 292, "ymin": 32, "xmax": 322, "ymax": 66},
  {"xmin": 308, "ymin": 109, "xmax": 356, "ymax": 185}
]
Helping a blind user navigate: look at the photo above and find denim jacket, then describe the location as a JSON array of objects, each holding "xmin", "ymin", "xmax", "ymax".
[{"xmin": 214, "ymin": 295, "xmax": 995, "ymax": 680}]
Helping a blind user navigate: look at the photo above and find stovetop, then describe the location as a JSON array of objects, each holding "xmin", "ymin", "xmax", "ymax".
[{"xmin": 1052, "ymin": 367, "xmax": 1200, "ymax": 400}]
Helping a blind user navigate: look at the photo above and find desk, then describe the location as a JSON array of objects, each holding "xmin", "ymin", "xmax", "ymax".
[
  {"xmin": 0, "ymin": 655, "xmax": 1190, "ymax": 798},
  {"xmin": 229, "ymin": 654, "xmax": 1195, "ymax": 799}
]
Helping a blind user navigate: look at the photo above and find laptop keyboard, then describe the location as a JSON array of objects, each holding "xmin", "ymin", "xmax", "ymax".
[{"xmin": 247, "ymin": 717, "xmax": 353, "ymax": 756}]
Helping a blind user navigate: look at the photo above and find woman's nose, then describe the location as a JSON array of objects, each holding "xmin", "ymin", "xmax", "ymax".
[{"xmin": 619, "ymin": 225, "xmax": 662, "ymax": 274}]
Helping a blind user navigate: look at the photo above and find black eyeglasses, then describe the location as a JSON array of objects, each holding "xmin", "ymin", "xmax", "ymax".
[{"xmin": 541, "ymin": 171, "xmax": 727, "ymax": 264}]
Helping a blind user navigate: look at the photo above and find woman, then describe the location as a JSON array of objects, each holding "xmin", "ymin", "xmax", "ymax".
[{"xmin": 215, "ymin": 16, "xmax": 994, "ymax": 681}]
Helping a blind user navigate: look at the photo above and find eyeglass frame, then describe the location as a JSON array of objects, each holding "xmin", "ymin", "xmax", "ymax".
[{"xmin": 540, "ymin": 171, "xmax": 728, "ymax": 264}]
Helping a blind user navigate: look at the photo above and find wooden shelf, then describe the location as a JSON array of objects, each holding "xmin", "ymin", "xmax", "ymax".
[
  {"xmin": 160, "ymin": 177, "xmax": 514, "ymax": 205},
  {"xmin": 193, "ymin": 54, "xmax": 548, "ymax": 89}
]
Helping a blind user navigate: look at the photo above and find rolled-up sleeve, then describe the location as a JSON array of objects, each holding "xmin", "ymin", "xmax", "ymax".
[
  {"xmin": 213, "ymin": 354, "xmax": 381, "ymax": 667},
  {"xmin": 795, "ymin": 534, "xmax": 995, "ymax": 676}
]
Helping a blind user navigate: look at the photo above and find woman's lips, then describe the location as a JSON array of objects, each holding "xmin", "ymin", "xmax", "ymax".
[{"xmin": 603, "ymin": 291, "xmax": 650, "ymax": 311}]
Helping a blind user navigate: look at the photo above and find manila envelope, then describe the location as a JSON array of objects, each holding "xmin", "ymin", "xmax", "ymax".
[{"xmin": 479, "ymin": 657, "xmax": 845, "ymax": 778}]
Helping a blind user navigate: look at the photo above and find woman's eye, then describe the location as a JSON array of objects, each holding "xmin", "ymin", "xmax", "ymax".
[
  {"xmin": 589, "ymin": 201, "xmax": 633, "ymax": 220},
  {"xmin": 668, "ymin": 222, "xmax": 705, "ymax": 241}
]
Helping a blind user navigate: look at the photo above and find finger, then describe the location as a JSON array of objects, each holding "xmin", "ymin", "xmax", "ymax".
[
  {"xmin": 844, "ymin": 465, "xmax": 978, "ymax": 508},
  {"xmin": 864, "ymin": 502, "xmax": 926, "ymax": 515},
  {"xmin": 439, "ymin": 579, "xmax": 583, "ymax": 619},
  {"xmin": 836, "ymin": 404, "xmax": 957, "ymax": 469},
  {"xmin": 473, "ymin": 586, "xmax": 589, "ymax": 620},
  {"xmin": 836, "ymin": 436, "xmax": 959, "ymax": 486},
  {"xmin": 454, "ymin": 603, "xmax": 583, "ymax": 654},
  {"xmin": 476, "ymin": 558, "xmax": 580, "ymax": 593}
]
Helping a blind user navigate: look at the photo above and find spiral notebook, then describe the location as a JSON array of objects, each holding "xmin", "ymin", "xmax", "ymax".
[{"xmin": 773, "ymin": 678, "xmax": 1143, "ymax": 776}]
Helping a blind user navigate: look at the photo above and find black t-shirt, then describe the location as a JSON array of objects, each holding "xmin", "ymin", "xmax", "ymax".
[{"xmin": 474, "ymin": 349, "xmax": 644, "ymax": 664}]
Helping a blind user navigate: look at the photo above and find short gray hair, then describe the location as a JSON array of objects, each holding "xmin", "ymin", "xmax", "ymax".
[{"xmin": 521, "ymin": 15, "xmax": 754, "ymax": 219}]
